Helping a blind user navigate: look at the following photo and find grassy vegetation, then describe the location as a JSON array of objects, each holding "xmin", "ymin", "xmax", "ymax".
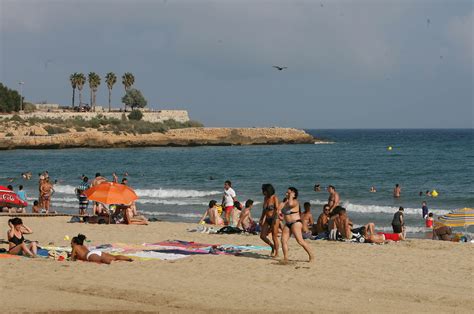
[{"xmin": 4, "ymin": 114, "xmax": 203, "ymax": 135}]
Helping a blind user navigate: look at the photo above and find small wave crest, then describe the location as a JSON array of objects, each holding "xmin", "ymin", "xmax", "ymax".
[
  {"xmin": 135, "ymin": 188, "xmax": 220, "ymax": 198},
  {"xmin": 53, "ymin": 184, "xmax": 220, "ymax": 199},
  {"xmin": 309, "ymin": 199, "xmax": 450, "ymax": 215},
  {"xmin": 139, "ymin": 211, "xmax": 201, "ymax": 218}
]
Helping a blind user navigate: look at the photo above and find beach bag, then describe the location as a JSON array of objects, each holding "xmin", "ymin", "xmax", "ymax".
[{"xmin": 217, "ymin": 226, "xmax": 243, "ymax": 234}]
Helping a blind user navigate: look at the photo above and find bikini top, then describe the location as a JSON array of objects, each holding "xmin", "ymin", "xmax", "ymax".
[
  {"xmin": 282, "ymin": 206, "xmax": 298, "ymax": 216},
  {"xmin": 264, "ymin": 204, "xmax": 276, "ymax": 212},
  {"xmin": 8, "ymin": 233, "xmax": 24, "ymax": 245}
]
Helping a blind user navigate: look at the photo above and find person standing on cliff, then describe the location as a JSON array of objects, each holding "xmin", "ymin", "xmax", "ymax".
[{"xmin": 221, "ymin": 180, "xmax": 237, "ymax": 225}]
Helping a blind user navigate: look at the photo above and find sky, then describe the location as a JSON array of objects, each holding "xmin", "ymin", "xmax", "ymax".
[{"xmin": 0, "ymin": 0, "xmax": 472, "ymax": 128}]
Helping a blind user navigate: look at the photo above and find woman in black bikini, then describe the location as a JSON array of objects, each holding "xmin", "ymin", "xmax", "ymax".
[
  {"xmin": 259, "ymin": 184, "xmax": 280, "ymax": 257},
  {"xmin": 279, "ymin": 187, "xmax": 314, "ymax": 263},
  {"xmin": 7, "ymin": 218, "xmax": 37, "ymax": 257}
]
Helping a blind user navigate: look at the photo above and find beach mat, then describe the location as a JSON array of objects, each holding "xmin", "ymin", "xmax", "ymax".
[{"xmin": 0, "ymin": 253, "xmax": 21, "ymax": 259}]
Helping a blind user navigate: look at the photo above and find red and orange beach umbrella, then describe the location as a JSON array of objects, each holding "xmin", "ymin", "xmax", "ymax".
[{"xmin": 83, "ymin": 182, "xmax": 138, "ymax": 205}]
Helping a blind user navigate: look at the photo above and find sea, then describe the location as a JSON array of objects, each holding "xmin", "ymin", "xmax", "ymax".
[{"xmin": 1, "ymin": 129, "xmax": 473, "ymax": 237}]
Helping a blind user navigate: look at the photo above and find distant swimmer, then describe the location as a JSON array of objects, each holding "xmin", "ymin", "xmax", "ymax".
[
  {"xmin": 313, "ymin": 184, "xmax": 321, "ymax": 192},
  {"xmin": 370, "ymin": 186, "xmax": 377, "ymax": 193},
  {"xmin": 419, "ymin": 191, "xmax": 423, "ymax": 197},
  {"xmin": 327, "ymin": 185, "xmax": 340, "ymax": 213},
  {"xmin": 425, "ymin": 190, "xmax": 432, "ymax": 197},
  {"xmin": 393, "ymin": 184, "xmax": 401, "ymax": 198},
  {"xmin": 209, "ymin": 176, "xmax": 215, "ymax": 180}
]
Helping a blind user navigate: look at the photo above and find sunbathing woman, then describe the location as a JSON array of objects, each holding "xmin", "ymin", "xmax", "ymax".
[
  {"xmin": 7, "ymin": 218, "xmax": 37, "ymax": 257},
  {"xmin": 259, "ymin": 184, "xmax": 280, "ymax": 257},
  {"xmin": 279, "ymin": 187, "xmax": 314, "ymax": 263},
  {"xmin": 70, "ymin": 234, "xmax": 133, "ymax": 264},
  {"xmin": 365, "ymin": 232, "xmax": 405, "ymax": 244}
]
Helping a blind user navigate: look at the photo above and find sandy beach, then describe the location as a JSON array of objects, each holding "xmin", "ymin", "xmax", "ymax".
[{"xmin": 0, "ymin": 216, "xmax": 472, "ymax": 313}]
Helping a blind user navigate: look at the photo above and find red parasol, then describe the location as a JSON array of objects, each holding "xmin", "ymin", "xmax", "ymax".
[{"xmin": 0, "ymin": 186, "xmax": 28, "ymax": 208}]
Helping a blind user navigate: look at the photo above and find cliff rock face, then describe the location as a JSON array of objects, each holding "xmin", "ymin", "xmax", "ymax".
[{"xmin": 0, "ymin": 128, "xmax": 316, "ymax": 150}]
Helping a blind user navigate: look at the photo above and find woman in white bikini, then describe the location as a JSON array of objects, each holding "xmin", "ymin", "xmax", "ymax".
[
  {"xmin": 70, "ymin": 234, "xmax": 133, "ymax": 264},
  {"xmin": 279, "ymin": 187, "xmax": 314, "ymax": 263}
]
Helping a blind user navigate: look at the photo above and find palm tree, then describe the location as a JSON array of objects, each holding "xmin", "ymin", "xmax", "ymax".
[
  {"xmin": 121, "ymin": 72, "xmax": 135, "ymax": 111},
  {"xmin": 105, "ymin": 72, "xmax": 117, "ymax": 112},
  {"xmin": 69, "ymin": 73, "xmax": 78, "ymax": 108},
  {"xmin": 76, "ymin": 73, "xmax": 86, "ymax": 107},
  {"xmin": 88, "ymin": 72, "xmax": 101, "ymax": 111}
]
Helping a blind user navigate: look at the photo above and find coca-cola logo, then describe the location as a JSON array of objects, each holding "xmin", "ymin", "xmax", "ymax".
[{"xmin": 2, "ymin": 194, "xmax": 15, "ymax": 201}]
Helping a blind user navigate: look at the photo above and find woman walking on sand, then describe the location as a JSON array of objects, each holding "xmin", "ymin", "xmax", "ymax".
[
  {"xmin": 259, "ymin": 184, "xmax": 280, "ymax": 257},
  {"xmin": 279, "ymin": 187, "xmax": 314, "ymax": 263}
]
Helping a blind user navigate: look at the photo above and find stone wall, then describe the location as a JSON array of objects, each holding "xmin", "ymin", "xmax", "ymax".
[{"xmin": 0, "ymin": 110, "xmax": 190, "ymax": 123}]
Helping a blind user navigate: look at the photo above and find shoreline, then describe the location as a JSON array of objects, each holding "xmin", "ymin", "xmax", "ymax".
[
  {"xmin": 0, "ymin": 217, "xmax": 472, "ymax": 313},
  {"xmin": 0, "ymin": 127, "xmax": 319, "ymax": 150}
]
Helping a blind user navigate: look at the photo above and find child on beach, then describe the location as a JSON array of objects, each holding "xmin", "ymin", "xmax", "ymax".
[
  {"xmin": 70, "ymin": 234, "xmax": 132, "ymax": 264},
  {"xmin": 425, "ymin": 212, "xmax": 434, "ymax": 228},
  {"xmin": 199, "ymin": 200, "xmax": 224, "ymax": 225},
  {"xmin": 422, "ymin": 201, "xmax": 429, "ymax": 219},
  {"xmin": 32, "ymin": 200, "xmax": 41, "ymax": 213},
  {"xmin": 17, "ymin": 185, "xmax": 27, "ymax": 202},
  {"xmin": 236, "ymin": 199, "xmax": 257, "ymax": 232}
]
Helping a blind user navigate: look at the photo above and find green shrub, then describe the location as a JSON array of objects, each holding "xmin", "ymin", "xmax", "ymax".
[
  {"xmin": 23, "ymin": 103, "xmax": 36, "ymax": 113},
  {"xmin": 5, "ymin": 132, "xmax": 14, "ymax": 137},
  {"xmin": 44, "ymin": 125, "xmax": 68, "ymax": 135},
  {"xmin": 9, "ymin": 114, "xmax": 24, "ymax": 122},
  {"xmin": 128, "ymin": 109, "xmax": 143, "ymax": 121}
]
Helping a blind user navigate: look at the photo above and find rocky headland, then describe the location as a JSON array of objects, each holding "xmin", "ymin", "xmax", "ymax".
[{"xmin": 0, "ymin": 123, "xmax": 317, "ymax": 149}]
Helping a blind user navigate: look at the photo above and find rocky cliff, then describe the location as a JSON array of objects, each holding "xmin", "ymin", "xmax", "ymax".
[{"xmin": 0, "ymin": 127, "xmax": 317, "ymax": 149}]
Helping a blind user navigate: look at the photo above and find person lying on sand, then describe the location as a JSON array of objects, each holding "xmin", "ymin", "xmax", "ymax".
[
  {"xmin": 70, "ymin": 234, "xmax": 132, "ymax": 264},
  {"xmin": 365, "ymin": 232, "xmax": 405, "ymax": 244},
  {"xmin": 7, "ymin": 218, "xmax": 37, "ymax": 257},
  {"xmin": 199, "ymin": 200, "xmax": 224, "ymax": 225}
]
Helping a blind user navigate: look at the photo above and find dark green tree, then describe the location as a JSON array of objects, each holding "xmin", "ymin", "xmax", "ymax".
[
  {"xmin": 105, "ymin": 72, "xmax": 117, "ymax": 112},
  {"xmin": 0, "ymin": 83, "xmax": 22, "ymax": 113},
  {"xmin": 121, "ymin": 88, "xmax": 147, "ymax": 111}
]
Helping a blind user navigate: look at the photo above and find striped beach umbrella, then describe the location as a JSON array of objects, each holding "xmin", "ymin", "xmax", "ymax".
[{"xmin": 438, "ymin": 208, "xmax": 474, "ymax": 227}]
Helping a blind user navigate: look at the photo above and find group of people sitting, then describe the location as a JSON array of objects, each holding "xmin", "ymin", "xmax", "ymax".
[
  {"xmin": 5, "ymin": 219, "xmax": 132, "ymax": 264},
  {"xmin": 199, "ymin": 183, "xmax": 406, "ymax": 262},
  {"xmin": 74, "ymin": 173, "xmax": 148, "ymax": 225}
]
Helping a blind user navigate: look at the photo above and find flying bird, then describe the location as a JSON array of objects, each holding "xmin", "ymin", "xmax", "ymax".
[
  {"xmin": 272, "ymin": 66, "xmax": 288, "ymax": 71},
  {"xmin": 427, "ymin": 18, "xmax": 431, "ymax": 26}
]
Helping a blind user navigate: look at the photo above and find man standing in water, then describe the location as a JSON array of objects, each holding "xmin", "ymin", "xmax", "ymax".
[
  {"xmin": 393, "ymin": 184, "xmax": 401, "ymax": 198},
  {"xmin": 327, "ymin": 185, "xmax": 340, "ymax": 213},
  {"xmin": 221, "ymin": 180, "xmax": 237, "ymax": 225}
]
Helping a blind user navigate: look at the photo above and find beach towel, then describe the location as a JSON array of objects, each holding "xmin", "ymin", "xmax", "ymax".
[{"xmin": 0, "ymin": 253, "xmax": 21, "ymax": 259}]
